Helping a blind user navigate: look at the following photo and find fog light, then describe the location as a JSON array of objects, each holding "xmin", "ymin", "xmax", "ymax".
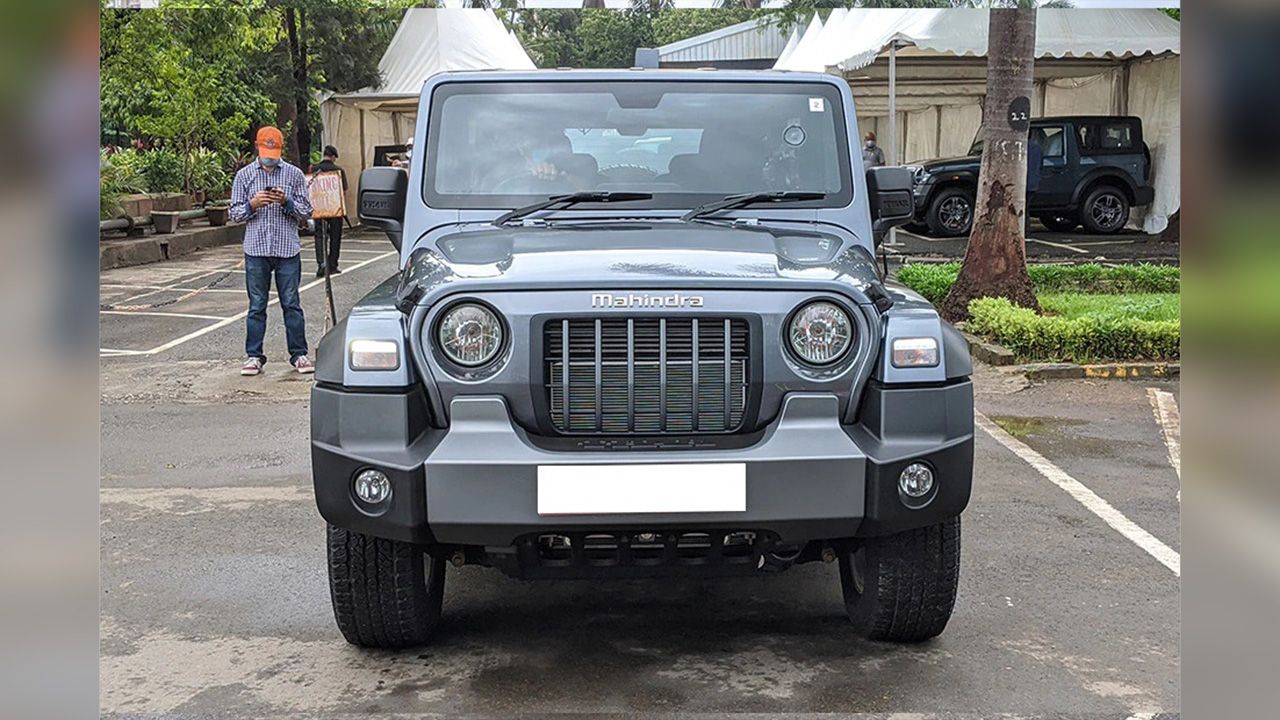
[
  {"xmin": 899, "ymin": 462, "xmax": 934, "ymax": 499},
  {"xmin": 353, "ymin": 469, "xmax": 391, "ymax": 505}
]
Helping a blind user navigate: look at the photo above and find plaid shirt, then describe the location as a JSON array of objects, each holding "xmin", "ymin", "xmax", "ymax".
[{"xmin": 229, "ymin": 160, "xmax": 313, "ymax": 257}]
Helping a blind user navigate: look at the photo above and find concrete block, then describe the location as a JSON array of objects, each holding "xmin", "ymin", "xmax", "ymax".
[{"xmin": 100, "ymin": 239, "xmax": 163, "ymax": 270}]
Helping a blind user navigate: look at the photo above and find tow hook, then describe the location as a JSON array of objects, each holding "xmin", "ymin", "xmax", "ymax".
[{"xmin": 757, "ymin": 545, "xmax": 803, "ymax": 573}]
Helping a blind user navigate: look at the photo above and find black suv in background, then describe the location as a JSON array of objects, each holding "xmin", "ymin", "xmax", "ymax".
[{"xmin": 909, "ymin": 116, "xmax": 1155, "ymax": 237}]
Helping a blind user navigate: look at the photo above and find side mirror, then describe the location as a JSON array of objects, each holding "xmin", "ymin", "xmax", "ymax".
[
  {"xmin": 867, "ymin": 166, "xmax": 915, "ymax": 247},
  {"xmin": 358, "ymin": 167, "xmax": 408, "ymax": 250}
]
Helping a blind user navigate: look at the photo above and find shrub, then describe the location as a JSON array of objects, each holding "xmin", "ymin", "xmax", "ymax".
[
  {"xmin": 187, "ymin": 147, "xmax": 230, "ymax": 196},
  {"xmin": 896, "ymin": 263, "xmax": 960, "ymax": 305},
  {"xmin": 99, "ymin": 149, "xmax": 145, "ymax": 220},
  {"xmin": 967, "ymin": 297, "xmax": 1180, "ymax": 363},
  {"xmin": 138, "ymin": 148, "xmax": 184, "ymax": 194},
  {"xmin": 896, "ymin": 262, "xmax": 1180, "ymax": 302}
]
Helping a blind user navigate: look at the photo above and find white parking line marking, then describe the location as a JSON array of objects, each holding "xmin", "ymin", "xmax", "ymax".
[
  {"xmin": 133, "ymin": 250, "xmax": 397, "ymax": 356},
  {"xmin": 1146, "ymin": 388, "xmax": 1181, "ymax": 483},
  {"xmin": 976, "ymin": 412, "xmax": 1180, "ymax": 576},
  {"xmin": 100, "ymin": 310, "xmax": 229, "ymax": 321},
  {"xmin": 1027, "ymin": 237, "xmax": 1091, "ymax": 254}
]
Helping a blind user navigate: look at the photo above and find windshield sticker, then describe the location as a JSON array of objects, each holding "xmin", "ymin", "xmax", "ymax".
[
  {"xmin": 809, "ymin": 97, "xmax": 825, "ymax": 112},
  {"xmin": 783, "ymin": 125, "xmax": 807, "ymax": 146}
]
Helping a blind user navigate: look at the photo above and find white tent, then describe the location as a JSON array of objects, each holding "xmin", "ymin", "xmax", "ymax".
[
  {"xmin": 774, "ymin": 26, "xmax": 801, "ymax": 68},
  {"xmin": 775, "ymin": 9, "xmax": 1180, "ymax": 233},
  {"xmin": 320, "ymin": 9, "xmax": 534, "ymax": 213}
]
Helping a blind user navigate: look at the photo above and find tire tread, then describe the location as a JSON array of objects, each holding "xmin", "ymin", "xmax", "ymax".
[{"xmin": 327, "ymin": 524, "xmax": 443, "ymax": 648}]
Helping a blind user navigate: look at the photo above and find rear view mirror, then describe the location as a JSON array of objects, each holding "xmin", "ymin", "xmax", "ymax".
[
  {"xmin": 867, "ymin": 166, "xmax": 915, "ymax": 247},
  {"xmin": 358, "ymin": 167, "xmax": 408, "ymax": 251}
]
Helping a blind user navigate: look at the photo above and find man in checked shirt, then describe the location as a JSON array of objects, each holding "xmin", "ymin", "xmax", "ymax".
[{"xmin": 230, "ymin": 126, "xmax": 315, "ymax": 376}]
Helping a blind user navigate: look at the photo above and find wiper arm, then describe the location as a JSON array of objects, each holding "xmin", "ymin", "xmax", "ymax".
[
  {"xmin": 493, "ymin": 191, "xmax": 653, "ymax": 227},
  {"xmin": 680, "ymin": 191, "xmax": 827, "ymax": 223}
]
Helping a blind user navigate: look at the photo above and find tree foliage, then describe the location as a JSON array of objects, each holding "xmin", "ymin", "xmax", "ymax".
[{"xmin": 102, "ymin": 1, "xmax": 408, "ymax": 174}]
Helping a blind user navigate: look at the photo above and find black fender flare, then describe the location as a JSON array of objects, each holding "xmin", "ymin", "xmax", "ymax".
[
  {"xmin": 923, "ymin": 172, "xmax": 979, "ymax": 208},
  {"xmin": 1071, "ymin": 170, "xmax": 1138, "ymax": 207}
]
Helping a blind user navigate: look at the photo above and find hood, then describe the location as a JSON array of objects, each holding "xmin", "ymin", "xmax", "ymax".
[
  {"xmin": 919, "ymin": 154, "xmax": 978, "ymax": 172},
  {"xmin": 398, "ymin": 221, "xmax": 884, "ymax": 307}
]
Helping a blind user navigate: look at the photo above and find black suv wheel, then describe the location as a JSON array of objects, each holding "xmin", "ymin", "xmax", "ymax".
[
  {"xmin": 926, "ymin": 188, "xmax": 974, "ymax": 237},
  {"xmin": 327, "ymin": 524, "xmax": 446, "ymax": 648},
  {"xmin": 1080, "ymin": 185, "xmax": 1130, "ymax": 234},
  {"xmin": 839, "ymin": 516, "xmax": 960, "ymax": 642},
  {"xmin": 1038, "ymin": 213, "xmax": 1079, "ymax": 233}
]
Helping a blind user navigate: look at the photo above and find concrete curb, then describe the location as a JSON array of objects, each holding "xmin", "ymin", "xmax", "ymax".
[
  {"xmin": 961, "ymin": 331, "xmax": 1177, "ymax": 381},
  {"xmin": 1022, "ymin": 361, "xmax": 1180, "ymax": 381},
  {"xmin": 959, "ymin": 331, "xmax": 1016, "ymax": 366},
  {"xmin": 101, "ymin": 223, "xmax": 243, "ymax": 270}
]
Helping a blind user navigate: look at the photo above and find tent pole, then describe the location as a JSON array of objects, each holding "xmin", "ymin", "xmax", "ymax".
[
  {"xmin": 885, "ymin": 40, "xmax": 900, "ymax": 250},
  {"xmin": 888, "ymin": 40, "xmax": 898, "ymax": 166}
]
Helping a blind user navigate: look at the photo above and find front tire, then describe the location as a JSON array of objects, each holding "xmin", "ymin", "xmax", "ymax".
[
  {"xmin": 839, "ymin": 517, "xmax": 960, "ymax": 643},
  {"xmin": 327, "ymin": 524, "xmax": 446, "ymax": 648},
  {"xmin": 925, "ymin": 188, "xmax": 975, "ymax": 237}
]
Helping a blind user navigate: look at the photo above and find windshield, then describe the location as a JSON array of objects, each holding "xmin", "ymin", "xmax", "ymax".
[{"xmin": 424, "ymin": 80, "xmax": 852, "ymax": 210}]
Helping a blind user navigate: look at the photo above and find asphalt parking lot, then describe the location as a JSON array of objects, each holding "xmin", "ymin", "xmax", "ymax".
[
  {"xmin": 888, "ymin": 225, "xmax": 1178, "ymax": 265},
  {"xmin": 100, "ymin": 231, "xmax": 1180, "ymax": 718}
]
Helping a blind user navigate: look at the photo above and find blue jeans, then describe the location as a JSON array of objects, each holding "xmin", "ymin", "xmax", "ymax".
[{"xmin": 245, "ymin": 254, "xmax": 307, "ymax": 363}]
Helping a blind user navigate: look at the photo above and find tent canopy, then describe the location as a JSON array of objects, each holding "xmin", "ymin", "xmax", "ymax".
[
  {"xmin": 330, "ymin": 8, "xmax": 533, "ymax": 109},
  {"xmin": 775, "ymin": 8, "xmax": 1180, "ymax": 73},
  {"xmin": 321, "ymin": 9, "xmax": 534, "ymax": 213}
]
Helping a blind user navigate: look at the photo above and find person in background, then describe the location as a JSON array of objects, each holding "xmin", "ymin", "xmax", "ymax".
[
  {"xmin": 311, "ymin": 145, "xmax": 347, "ymax": 277},
  {"xmin": 1026, "ymin": 129, "xmax": 1044, "ymax": 234},
  {"xmin": 392, "ymin": 136, "xmax": 413, "ymax": 169},
  {"xmin": 229, "ymin": 126, "xmax": 315, "ymax": 377},
  {"xmin": 862, "ymin": 131, "xmax": 885, "ymax": 170}
]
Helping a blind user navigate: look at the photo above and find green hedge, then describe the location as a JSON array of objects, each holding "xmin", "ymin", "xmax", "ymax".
[
  {"xmin": 897, "ymin": 262, "xmax": 1180, "ymax": 305},
  {"xmin": 967, "ymin": 297, "xmax": 1180, "ymax": 363}
]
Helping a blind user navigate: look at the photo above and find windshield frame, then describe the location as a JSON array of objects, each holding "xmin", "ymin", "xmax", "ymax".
[{"xmin": 421, "ymin": 79, "xmax": 854, "ymax": 213}]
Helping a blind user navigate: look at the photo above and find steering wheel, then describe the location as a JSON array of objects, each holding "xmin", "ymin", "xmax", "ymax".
[
  {"xmin": 598, "ymin": 164, "xmax": 659, "ymax": 183},
  {"xmin": 492, "ymin": 171, "xmax": 572, "ymax": 195}
]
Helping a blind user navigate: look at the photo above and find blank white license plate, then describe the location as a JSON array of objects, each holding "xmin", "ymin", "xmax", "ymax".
[{"xmin": 537, "ymin": 463, "xmax": 746, "ymax": 515}]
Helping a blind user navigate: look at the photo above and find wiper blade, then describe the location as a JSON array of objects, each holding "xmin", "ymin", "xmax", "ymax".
[
  {"xmin": 680, "ymin": 191, "xmax": 827, "ymax": 223},
  {"xmin": 493, "ymin": 191, "xmax": 653, "ymax": 227}
]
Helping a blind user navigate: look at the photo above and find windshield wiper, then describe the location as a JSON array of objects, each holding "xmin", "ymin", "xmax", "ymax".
[
  {"xmin": 493, "ymin": 191, "xmax": 653, "ymax": 227},
  {"xmin": 680, "ymin": 191, "xmax": 827, "ymax": 223}
]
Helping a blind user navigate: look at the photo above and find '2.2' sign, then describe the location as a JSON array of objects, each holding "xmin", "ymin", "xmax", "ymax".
[{"xmin": 1007, "ymin": 96, "xmax": 1031, "ymax": 132}]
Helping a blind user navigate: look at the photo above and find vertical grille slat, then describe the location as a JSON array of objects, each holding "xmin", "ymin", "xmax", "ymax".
[
  {"xmin": 723, "ymin": 318, "xmax": 732, "ymax": 424},
  {"xmin": 594, "ymin": 319, "xmax": 603, "ymax": 432},
  {"xmin": 659, "ymin": 319, "xmax": 668, "ymax": 433},
  {"xmin": 546, "ymin": 316, "xmax": 750, "ymax": 435}
]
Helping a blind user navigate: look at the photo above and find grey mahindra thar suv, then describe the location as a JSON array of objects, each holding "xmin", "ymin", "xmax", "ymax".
[{"xmin": 311, "ymin": 70, "xmax": 974, "ymax": 648}]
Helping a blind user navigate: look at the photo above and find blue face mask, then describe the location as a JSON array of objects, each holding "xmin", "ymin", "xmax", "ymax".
[{"xmin": 259, "ymin": 156, "xmax": 281, "ymax": 168}]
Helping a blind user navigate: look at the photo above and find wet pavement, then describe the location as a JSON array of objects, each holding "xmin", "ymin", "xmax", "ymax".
[
  {"xmin": 99, "ymin": 235, "xmax": 1180, "ymax": 718},
  {"xmin": 885, "ymin": 225, "xmax": 1179, "ymax": 265}
]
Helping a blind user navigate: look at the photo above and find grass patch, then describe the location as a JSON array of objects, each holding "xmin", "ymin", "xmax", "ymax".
[
  {"xmin": 967, "ymin": 295, "xmax": 1180, "ymax": 364},
  {"xmin": 1037, "ymin": 293, "xmax": 1180, "ymax": 323},
  {"xmin": 895, "ymin": 262, "xmax": 1182, "ymax": 363},
  {"xmin": 896, "ymin": 262, "xmax": 1180, "ymax": 305}
]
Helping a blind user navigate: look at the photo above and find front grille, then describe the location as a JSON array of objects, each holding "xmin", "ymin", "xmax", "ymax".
[{"xmin": 545, "ymin": 317, "xmax": 750, "ymax": 434}]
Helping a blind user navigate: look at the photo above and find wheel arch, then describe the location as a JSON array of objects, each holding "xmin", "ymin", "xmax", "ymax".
[{"xmin": 1073, "ymin": 171, "xmax": 1137, "ymax": 206}]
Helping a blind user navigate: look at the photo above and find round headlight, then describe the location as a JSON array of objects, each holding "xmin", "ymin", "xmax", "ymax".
[
  {"xmin": 437, "ymin": 303, "xmax": 503, "ymax": 367},
  {"xmin": 788, "ymin": 301, "xmax": 853, "ymax": 365}
]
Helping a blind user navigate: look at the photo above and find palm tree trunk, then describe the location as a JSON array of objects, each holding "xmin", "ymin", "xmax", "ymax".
[
  {"xmin": 284, "ymin": 8, "xmax": 311, "ymax": 167},
  {"xmin": 940, "ymin": 8, "xmax": 1040, "ymax": 322}
]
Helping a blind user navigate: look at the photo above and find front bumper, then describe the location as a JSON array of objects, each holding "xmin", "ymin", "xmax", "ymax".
[{"xmin": 311, "ymin": 382, "xmax": 973, "ymax": 548}]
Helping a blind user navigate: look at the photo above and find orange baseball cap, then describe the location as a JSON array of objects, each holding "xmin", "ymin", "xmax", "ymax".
[{"xmin": 256, "ymin": 126, "xmax": 284, "ymax": 160}]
